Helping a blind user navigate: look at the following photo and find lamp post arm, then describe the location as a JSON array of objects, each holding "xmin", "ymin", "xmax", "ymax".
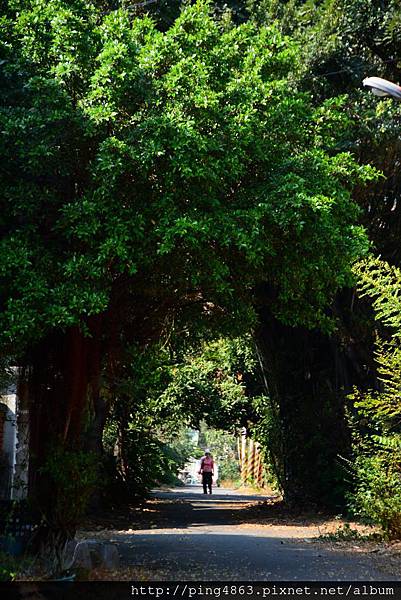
[{"xmin": 363, "ymin": 76, "xmax": 401, "ymax": 100}]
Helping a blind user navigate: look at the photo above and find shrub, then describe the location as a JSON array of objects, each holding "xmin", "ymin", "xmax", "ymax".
[
  {"xmin": 347, "ymin": 258, "xmax": 401, "ymax": 538},
  {"xmin": 348, "ymin": 435, "xmax": 401, "ymax": 538},
  {"xmin": 40, "ymin": 446, "xmax": 99, "ymax": 534},
  {"xmin": 0, "ymin": 551, "xmax": 20, "ymax": 581}
]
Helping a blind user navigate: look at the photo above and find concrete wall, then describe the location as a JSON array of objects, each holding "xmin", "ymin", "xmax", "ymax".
[
  {"xmin": 0, "ymin": 393, "xmax": 17, "ymax": 500},
  {"xmin": 13, "ymin": 382, "xmax": 30, "ymax": 500},
  {"xmin": 0, "ymin": 373, "xmax": 29, "ymax": 501}
]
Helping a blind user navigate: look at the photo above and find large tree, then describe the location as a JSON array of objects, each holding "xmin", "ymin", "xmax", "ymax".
[
  {"xmin": 1, "ymin": 0, "xmax": 374, "ymax": 542},
  {"xmin": 243, "ymin": 0, "xmax": 401, "ymax": 508}
]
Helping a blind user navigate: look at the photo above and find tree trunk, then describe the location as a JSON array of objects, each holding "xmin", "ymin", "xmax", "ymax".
[
  {"xmin": 26, "ymin": 317, "xmax": 103, "ymax": 565},
  {"xmin": 255, "ymin": 291, "xmax": 376, "ymax": 509}
]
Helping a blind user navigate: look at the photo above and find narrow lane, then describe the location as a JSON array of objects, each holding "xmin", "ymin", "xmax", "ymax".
[{"xmin": 105, "ymin": 487, "xmax": 399, "ymax": 581}]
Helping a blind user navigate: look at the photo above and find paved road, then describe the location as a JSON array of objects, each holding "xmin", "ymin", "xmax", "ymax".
[{"xmin": 111, "ymin": 487, "xmax": 398, "ymax": 581}]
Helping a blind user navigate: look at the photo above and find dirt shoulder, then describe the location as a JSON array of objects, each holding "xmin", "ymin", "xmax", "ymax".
[
  {"xmin": 236, "ymin": 499, "xmax": 401, "ymax": 578},
  {"xmin": 78, "ymin": 492, "xmax": 401, "ymax": 580}
]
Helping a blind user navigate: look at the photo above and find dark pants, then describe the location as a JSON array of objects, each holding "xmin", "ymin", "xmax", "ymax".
[{"xmin": 202, "ymin": 472, "xmax": 212, "ymax": 494}]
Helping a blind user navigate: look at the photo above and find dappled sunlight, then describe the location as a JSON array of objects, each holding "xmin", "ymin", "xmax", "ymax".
[
  {"xmin": 75, "ymin": 489, "xmax": 399, "ymax": 581},
  {"xmin": 79, "ymin": 489, "xmax": 362, "ymax": 539}
]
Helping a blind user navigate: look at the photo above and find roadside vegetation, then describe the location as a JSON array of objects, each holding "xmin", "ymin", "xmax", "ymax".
[{"xmin": 0, "ymin": 0, "xmax": 400, "ymax": 580}]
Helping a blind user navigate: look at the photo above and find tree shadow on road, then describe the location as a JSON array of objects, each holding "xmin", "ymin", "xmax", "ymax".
[{"xmin": 83, "ymin": 487, "xmax": 340, "ymax": 533}]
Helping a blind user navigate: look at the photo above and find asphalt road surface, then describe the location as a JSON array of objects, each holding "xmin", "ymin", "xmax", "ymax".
[{"xmin": 109, "ymin": 487, "xmax": 399, "ymax": 581}]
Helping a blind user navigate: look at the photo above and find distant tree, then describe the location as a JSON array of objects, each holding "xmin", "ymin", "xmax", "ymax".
[{"xmin": 102, "ymin": 335, "xmax": 260, "ymax": 500}]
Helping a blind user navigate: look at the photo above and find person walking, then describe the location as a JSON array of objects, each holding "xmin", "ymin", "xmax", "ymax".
[{"xmin": 199, "ymin": 449, "xmax": 214, "ymax": 494}]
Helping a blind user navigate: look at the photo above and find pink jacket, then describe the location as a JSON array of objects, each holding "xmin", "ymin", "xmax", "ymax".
[{"xmin": 199, "ymin": 455, "xmax": 214, "ymax": 473}]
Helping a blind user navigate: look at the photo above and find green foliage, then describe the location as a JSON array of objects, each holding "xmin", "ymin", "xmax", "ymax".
[
  {"xmin": 0, "ymin": 0, "xmax": 376, "ymax": 359},
  {"xmin": 245, "ymin": 0, "xmax": 401, "ymax": 515},
  {"xmin": 251, "ymin": 396, "xmax": 284, "ymax": 491},
  {"xmin": 0, "ymin": 0, "xmax": 387, "ymax": 525},
  {"xmin": 39, "ymin": 445, "xmax": 99, "ymax": 534},
  {"xmin": 356, "ymin": 258, "xmax": 401, "ymax": 337},
  {"xmin": 108, "ymin": 428, "xmax": 173, "ymax": 494},
  {"xmin": 103, "ymin": 422, "xmax": 199, "ymax": 500},
  {"xmin": 144, "ymin": 0, "xmax": 249, "ymax": 30},
  {"xmin": 199, "ymin": 424, "xmax": 240, "ymax": 483},
  {"xmin": 102, "ymin": 335, "xmax": 260, "ymax": 498},
  {"xmin": 347, "ymin": 257, "xmax": 401, "ymax": 538},
  {"xmin": 101, "ymin": 338, "xmax": 216, "ymax": 499},
  {"xmin": 353, "ymin": 258, "xmax": 401, "ymax": 429},
  {"xmin": 346, "ymin": 434, "xmax": 401, "ymax": 538},
  {"xmin": 250, "ymin": 0, "xmax": 401, "ymax": 88},
  {"xmin": 159, "ymin": 336, "xmax": 257, "ymax": 430},
  {"xmin": 0, "ymin": 550, "xmax": 21, "ymax": 581},
  {"xmin": 161, "ymin": 428, "xmax": 202, "ymax": 483},
  {"xmin": 319, "ymin": 522, "xmax": 376, "ymax": 541}
]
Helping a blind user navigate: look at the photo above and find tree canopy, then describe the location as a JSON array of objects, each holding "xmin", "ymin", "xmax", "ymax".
[
  {"xmin": 0, "ymin": 0, "xmax": 376, "ymax": 359},
  {"xmin": 2, "ymin": 0, "xmax": 399, "ymax": 557}
]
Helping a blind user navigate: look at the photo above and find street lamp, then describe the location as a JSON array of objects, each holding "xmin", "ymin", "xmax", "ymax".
[{"xmin": 363, "ymin": 76, "xmax": 401, "ymax": 100}]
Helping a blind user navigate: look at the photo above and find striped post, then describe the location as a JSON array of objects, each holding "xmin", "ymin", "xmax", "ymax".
[
  {"xmin": 254, "ymin": 442, "xmax": 265, "ymax": 487},
  {"xmin": 240, "ymin": 428, "xmax": 247, "ymax": 485},
  {"xmin": 253, "ymin": 443, "xmax": 260, "ymax": 484},
  {"xmin": 246, "ymin": 438, "xmax": 255, "ymax": 483}
]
